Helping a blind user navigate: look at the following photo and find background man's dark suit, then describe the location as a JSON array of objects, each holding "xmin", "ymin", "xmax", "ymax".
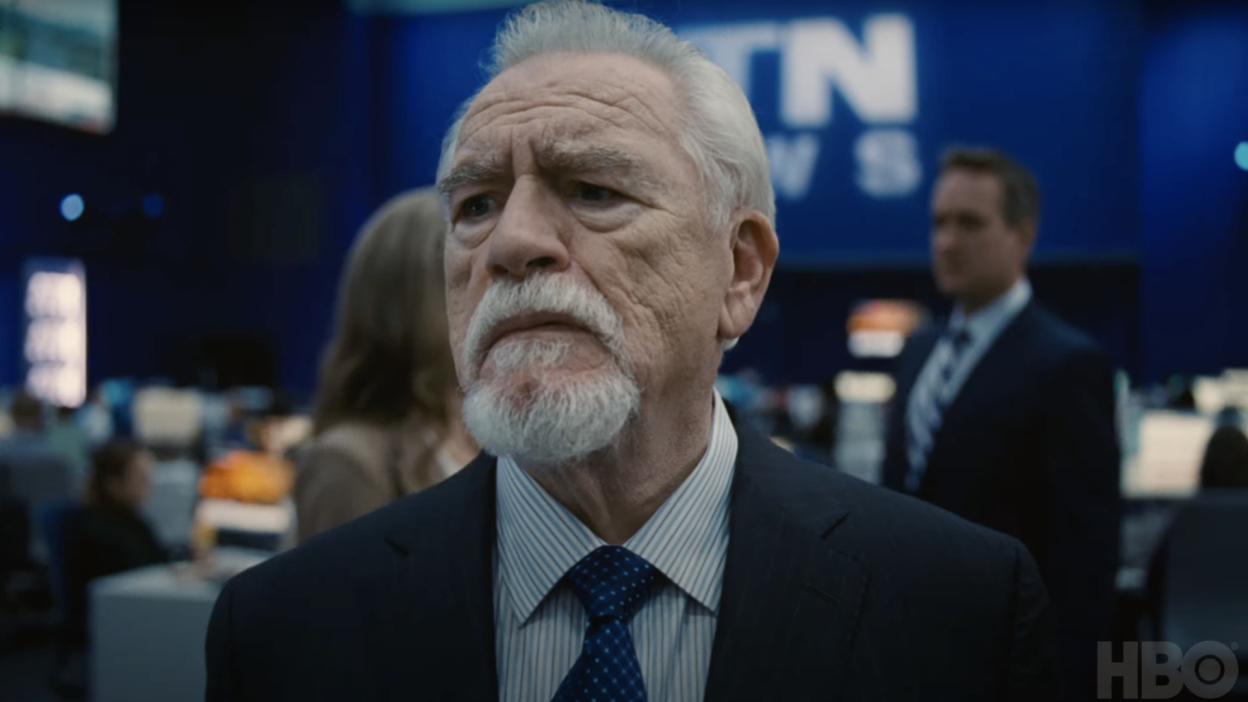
[
  {"xmin": 883, "ymin": 299, "xmax": 1121, "ymax": 699},
  {"xmin": 206, "ymin": 412, "xmax": 1058, "ymax": 701}
]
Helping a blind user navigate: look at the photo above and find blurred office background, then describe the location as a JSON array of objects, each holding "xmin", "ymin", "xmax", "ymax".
[{"xmin": 1, "ymin": 0, "xmax": 1246, "ymax": 699}]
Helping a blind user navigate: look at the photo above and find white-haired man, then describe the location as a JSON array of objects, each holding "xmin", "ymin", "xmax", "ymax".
[{"xmin": 206, "ymin": 2, "xmax": 1058, "ymax": 700}]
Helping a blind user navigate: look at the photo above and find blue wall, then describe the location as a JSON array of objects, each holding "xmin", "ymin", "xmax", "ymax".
[
  {"xmin": 0, "ymin": 0, "xmax": 1244, "ymax": 396},
  {"xmin": 1138, "ymin": 0, "xmax": 1248, "ymax": 381},
  {"xmin": 0, "ymin": 0, "xmax": 375, "ymax": 397},
  {"xmin": 359, "ymin": 0, "xmax": 1248, "ymax": 384},
  {"xmin": 0, "ymin": 2, "xmax": 252, "ymax": 389},
  {"xmin": 368, "ymin": 0, "xmax": 1149, "ymax": 383},
  {"xmin": 375, "ymin": 0, "xmax": 1142, "ymax": 265}
]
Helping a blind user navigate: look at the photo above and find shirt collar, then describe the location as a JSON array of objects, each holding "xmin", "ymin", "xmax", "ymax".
[
  {"xmin": 949, "ymin": 277, "xmax": 1032, "ymax": 341},
  {"xmin": 495, "ymin": 390, "xmax": 737, "ymax": 625}
]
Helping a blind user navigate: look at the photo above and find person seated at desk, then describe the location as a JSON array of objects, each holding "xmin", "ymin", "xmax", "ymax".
[
  {"xmin": 1145, "ymin": 422, "xmax": 1248, "ymax": 624},
  {"xmin": 1198, "ymin": 423, "xmax": 1248, "ymax": 489},
  {"xmin": 0, "ymin": 392, "xmax": 68, "ymax": 470},
  {"xmin": 0, "ymin": 392, "xmax": 73, "ymax": 568},
  {"xmin": 64, "ymin": 440, "xmax": 166, "ymax": 646},
  {"xmin": 47, "ymin": 405, "xmax": 91, "ymax": 491}
]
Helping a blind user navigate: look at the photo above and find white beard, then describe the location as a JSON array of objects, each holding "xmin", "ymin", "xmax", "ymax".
[{"xmin": 460, "ymin": 276, "xmax": 641, "ymax": 464}]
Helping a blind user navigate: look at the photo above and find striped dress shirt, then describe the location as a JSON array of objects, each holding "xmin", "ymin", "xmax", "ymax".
[
  {"xmin": 494, "ymin": 391, "xmax": 738, "ymax": 702},
  {"xmin": 931, "ymin": 277, "xmax": 1033, "ymax": 403},
  {"xmin": 905, "ymin": 277, "xmax": 1034, "ymax": 473}
]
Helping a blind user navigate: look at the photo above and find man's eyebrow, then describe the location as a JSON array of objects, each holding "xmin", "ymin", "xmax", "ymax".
[
  {"xmin": 438, "ymin": 145, "xmax": 663, "ymax": 197},
  {"xmin": 537, "ymin": 145, "xmax": 661, "ymax": 187},
  {"xmin": 437, "ymin": 160, "xmax": 506, "ymax": 197}
]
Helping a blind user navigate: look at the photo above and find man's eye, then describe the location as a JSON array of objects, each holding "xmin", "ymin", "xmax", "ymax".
[
  {"xmin": 577, "ymin": 183, "xmax": 617, "ymax": 202},
  {"xmin": 956, "ymin": 216, "xmax": 980, "ymax": 231},
  {"xmin": 459, "ymin": 195, "xmax": 494, "ymax": 220}
]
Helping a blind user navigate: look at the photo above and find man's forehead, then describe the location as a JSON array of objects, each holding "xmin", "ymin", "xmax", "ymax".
[
  {"xmin": 933, "ymin": 170, "xmax": 1002, "ymax": 205},
  {"xmin": 455, "ymin": 121, "xmax": 625, "ymax": 164},
  {"xmin": 938, "ymin": 168, "xmax": 1001, "ymax": 192},
  {"xmin": 457, "ymin": 53, "xmax": 680, "ymax": 144}
]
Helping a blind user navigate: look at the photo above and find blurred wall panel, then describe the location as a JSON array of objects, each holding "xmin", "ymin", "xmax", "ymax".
[
  {"xmin": 0, "ymin": 0, "xmax": 366, "ymax": 395},
  {"xmin": 1, "ymin": 0, "xmax": 1243, "ymax": 397},
  {"xmin": 1139, "ymin": 0, "xmax": 1248, "ymax": 381}
]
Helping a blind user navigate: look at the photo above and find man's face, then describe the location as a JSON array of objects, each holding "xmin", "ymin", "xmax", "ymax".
[
  {"xmin": 441, "ymin": 52, "xmax": 735, "ymax": 432},
  {"xmin": 929, "ymin": 169, "xmax": 1031, "ymax": 308},
  {"xmin": 109, "ymin": 451, "xmax": 153, "ymax": 510}
]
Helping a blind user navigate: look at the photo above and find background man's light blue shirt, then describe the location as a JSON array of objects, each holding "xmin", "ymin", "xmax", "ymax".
[{"xmin": 912, "ymin": 277, "xmax": 1033, "ymax": 411}]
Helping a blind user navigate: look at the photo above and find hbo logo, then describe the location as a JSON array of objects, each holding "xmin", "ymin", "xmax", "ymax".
[{"xmin": 1099, "ymin": 641, "xmax": 1239, "ymax": 699}]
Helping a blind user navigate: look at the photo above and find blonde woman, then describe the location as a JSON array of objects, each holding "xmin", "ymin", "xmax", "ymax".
[{"xmin": 294, "ymin": 188, "xmax": 477, "ymax": 543}]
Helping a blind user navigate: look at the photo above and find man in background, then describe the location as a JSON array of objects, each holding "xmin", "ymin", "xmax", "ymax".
[
  {"xmin": 0, "ymin": 392, "xmax": 73, "ymax": 565},
  {"xmin": 883, "ymin": 147, "xmax": 1121, "ymax": 700},
  {"xmin": 47, "ymin": 405, "xmax": 92, "ymax": 490}
]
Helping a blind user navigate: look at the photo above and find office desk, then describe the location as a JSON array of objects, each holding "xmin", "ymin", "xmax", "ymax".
[{"xmin": 90, "ymin": 548, "xmax": 269, "ymax": 702}]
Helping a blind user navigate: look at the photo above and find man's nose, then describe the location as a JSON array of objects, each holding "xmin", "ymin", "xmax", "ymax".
[
  {"xmin": 932, "ymin": 227, "xmax": 956, "ymax": 254},
  {"xmin": 486, "ymin": 179, "xmax": 571, "ymax": 280}
]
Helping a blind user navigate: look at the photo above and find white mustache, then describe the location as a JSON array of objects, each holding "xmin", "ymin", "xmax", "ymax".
[{"xmin": 461, "ymin": 274, "xmax": 626, "ymax": 383}]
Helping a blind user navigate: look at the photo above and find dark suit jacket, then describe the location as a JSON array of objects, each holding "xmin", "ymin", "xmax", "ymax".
[
  {"xmin": 64, "ymin": 504, "xmax": 167, "ymax": 646},
  {"xmin": 206, "ymin": 412, "xmax": 1058, "ymax": 701},
  {"xmin": 882, "ymin": 300, "xmax": 1121, "ymax": 700}
]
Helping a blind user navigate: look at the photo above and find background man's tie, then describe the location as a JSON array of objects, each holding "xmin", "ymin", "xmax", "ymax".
[
  {"xmin": 552, "ymin": 545, "xmax": 658, "ymax": 702},
  {"xmin": 905, "ymin": 326, "xmax": 973, "ymax": 491}
]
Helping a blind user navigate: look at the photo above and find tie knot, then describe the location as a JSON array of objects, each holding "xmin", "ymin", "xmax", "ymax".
[
  {"xmin": 945, "ymin": 326, "xmax": 971, "ymax": 350},
  {"xmin": 564, "ymin": 546, "xmax": 657, "ymax": 623}
]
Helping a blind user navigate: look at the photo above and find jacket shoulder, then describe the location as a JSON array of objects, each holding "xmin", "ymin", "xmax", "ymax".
[
  {"xmin": 820, "ymin": 460, "xmax": 1024, "ymax": 557},
  {"xmin": 228, "ymin": 458, "xmax": 491, "ymax": 599},
  {"xmin": 742, "ymin": 429, "xmax": 1026, "ymax": 566},
  {"xmin": 1022, "ymin": 302, "xmax": 1104, "ymax": 360}
]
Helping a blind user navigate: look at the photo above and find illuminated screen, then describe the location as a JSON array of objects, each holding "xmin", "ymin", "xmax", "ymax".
[
  {"xmin": 1122, "ymin": 410, "xmax": 1209, "ymax": 499},
  {"xmin": 23, "ymin": 258, "xmax": 87, "ymax": 408},
  {"xmin": 846, "ymin": 299, "xmax": 928, "ymax": 359},
  {"xmin": 0, "ymin": 0, "xmax": 117, "ymax": 134}
]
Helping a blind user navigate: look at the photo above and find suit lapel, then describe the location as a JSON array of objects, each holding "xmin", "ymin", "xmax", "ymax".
[
  {"xmin": 897, "ymin": 326, "xmax": 941, "ymax": 403},
  {"xmin": 932, "ymin": 303, "xmax": 1036, "ymax": 444},
  {"xmin": 921, "ymin": 303, "xmax": 1036, "ymax": 490},
  {"xmin": 372, "ymin": 417, "xmax": 871, "ymax": 700},
  {"xmin": 705, "ymin": 417, "xmax": 869, "ymax": 702},
  {"xmin": 884, "ymin": 326, "xmax": 942, "ymax": 488},
  {"xmin": 378, "ymin": 454, "xmax": 499, "ymax": 701}
]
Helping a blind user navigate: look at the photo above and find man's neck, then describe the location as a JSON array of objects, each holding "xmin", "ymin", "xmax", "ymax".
[
  {"xmin": 520, "ymin": 390, "xmax": 716, "ymax": 545},
  {"xmin": 957, "ymin": 276, "xmax": 1022, "ymax": 318}
]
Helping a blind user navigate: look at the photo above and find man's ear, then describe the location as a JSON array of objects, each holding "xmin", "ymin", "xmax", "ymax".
[
  {"xmin": 1017, "ymin": 220, "xmax": 1038, "ymax": 258},
  {"xmin": 718, "ymin": 210, "xmax": 779, "ymax": 342}
]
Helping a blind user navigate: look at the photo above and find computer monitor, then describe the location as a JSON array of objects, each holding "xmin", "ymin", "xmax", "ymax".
[
  {"xmin": 23, "ymin": 257, "xmax": 87, "ymax": 408},
  {"xmin": 846, "ymin": 299, "xmax": 928, "ymax": 359},
  {"xmin": 0, "ymin": 0, "xmax": 117, "ymax": 134},
  {"xmin": 1122, "ymin": 410, "xmax": 1212, "ymax": 499}
]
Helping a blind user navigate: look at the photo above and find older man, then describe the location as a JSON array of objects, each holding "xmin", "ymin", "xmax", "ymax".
[{"xmin": 205, "ymin": 2, "xmax": 1057, "ymax": 700}]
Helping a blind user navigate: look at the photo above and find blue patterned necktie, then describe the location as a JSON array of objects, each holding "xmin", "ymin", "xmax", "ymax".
[
  {"xmin": 552, "ymin": 545, "xmax": 658, "ymax": 702},
  {"xmin": 904, "ymin": 325, "xmax": 973, "ymax": 491}
]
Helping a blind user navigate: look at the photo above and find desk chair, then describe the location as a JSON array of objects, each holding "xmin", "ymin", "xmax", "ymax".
[
  {"xmin": 2, "ymin": 452, "xmax": 73, "ymax": 564},
  {"xmin": 37, "ymin": 498, "xmax": 86, "ymax": 699},
  {"xmin": 1157, "ymin": 491, "xmax": 1248, "ymax": 697},
  {"xmin": 37, "ymin": 499, "xmax": 80, "ymax": 627}
]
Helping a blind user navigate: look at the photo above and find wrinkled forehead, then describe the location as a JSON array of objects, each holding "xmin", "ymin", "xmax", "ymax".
[{"xmin": 453, "ymin": 52, "xmax": 687, "ymax": 162}]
